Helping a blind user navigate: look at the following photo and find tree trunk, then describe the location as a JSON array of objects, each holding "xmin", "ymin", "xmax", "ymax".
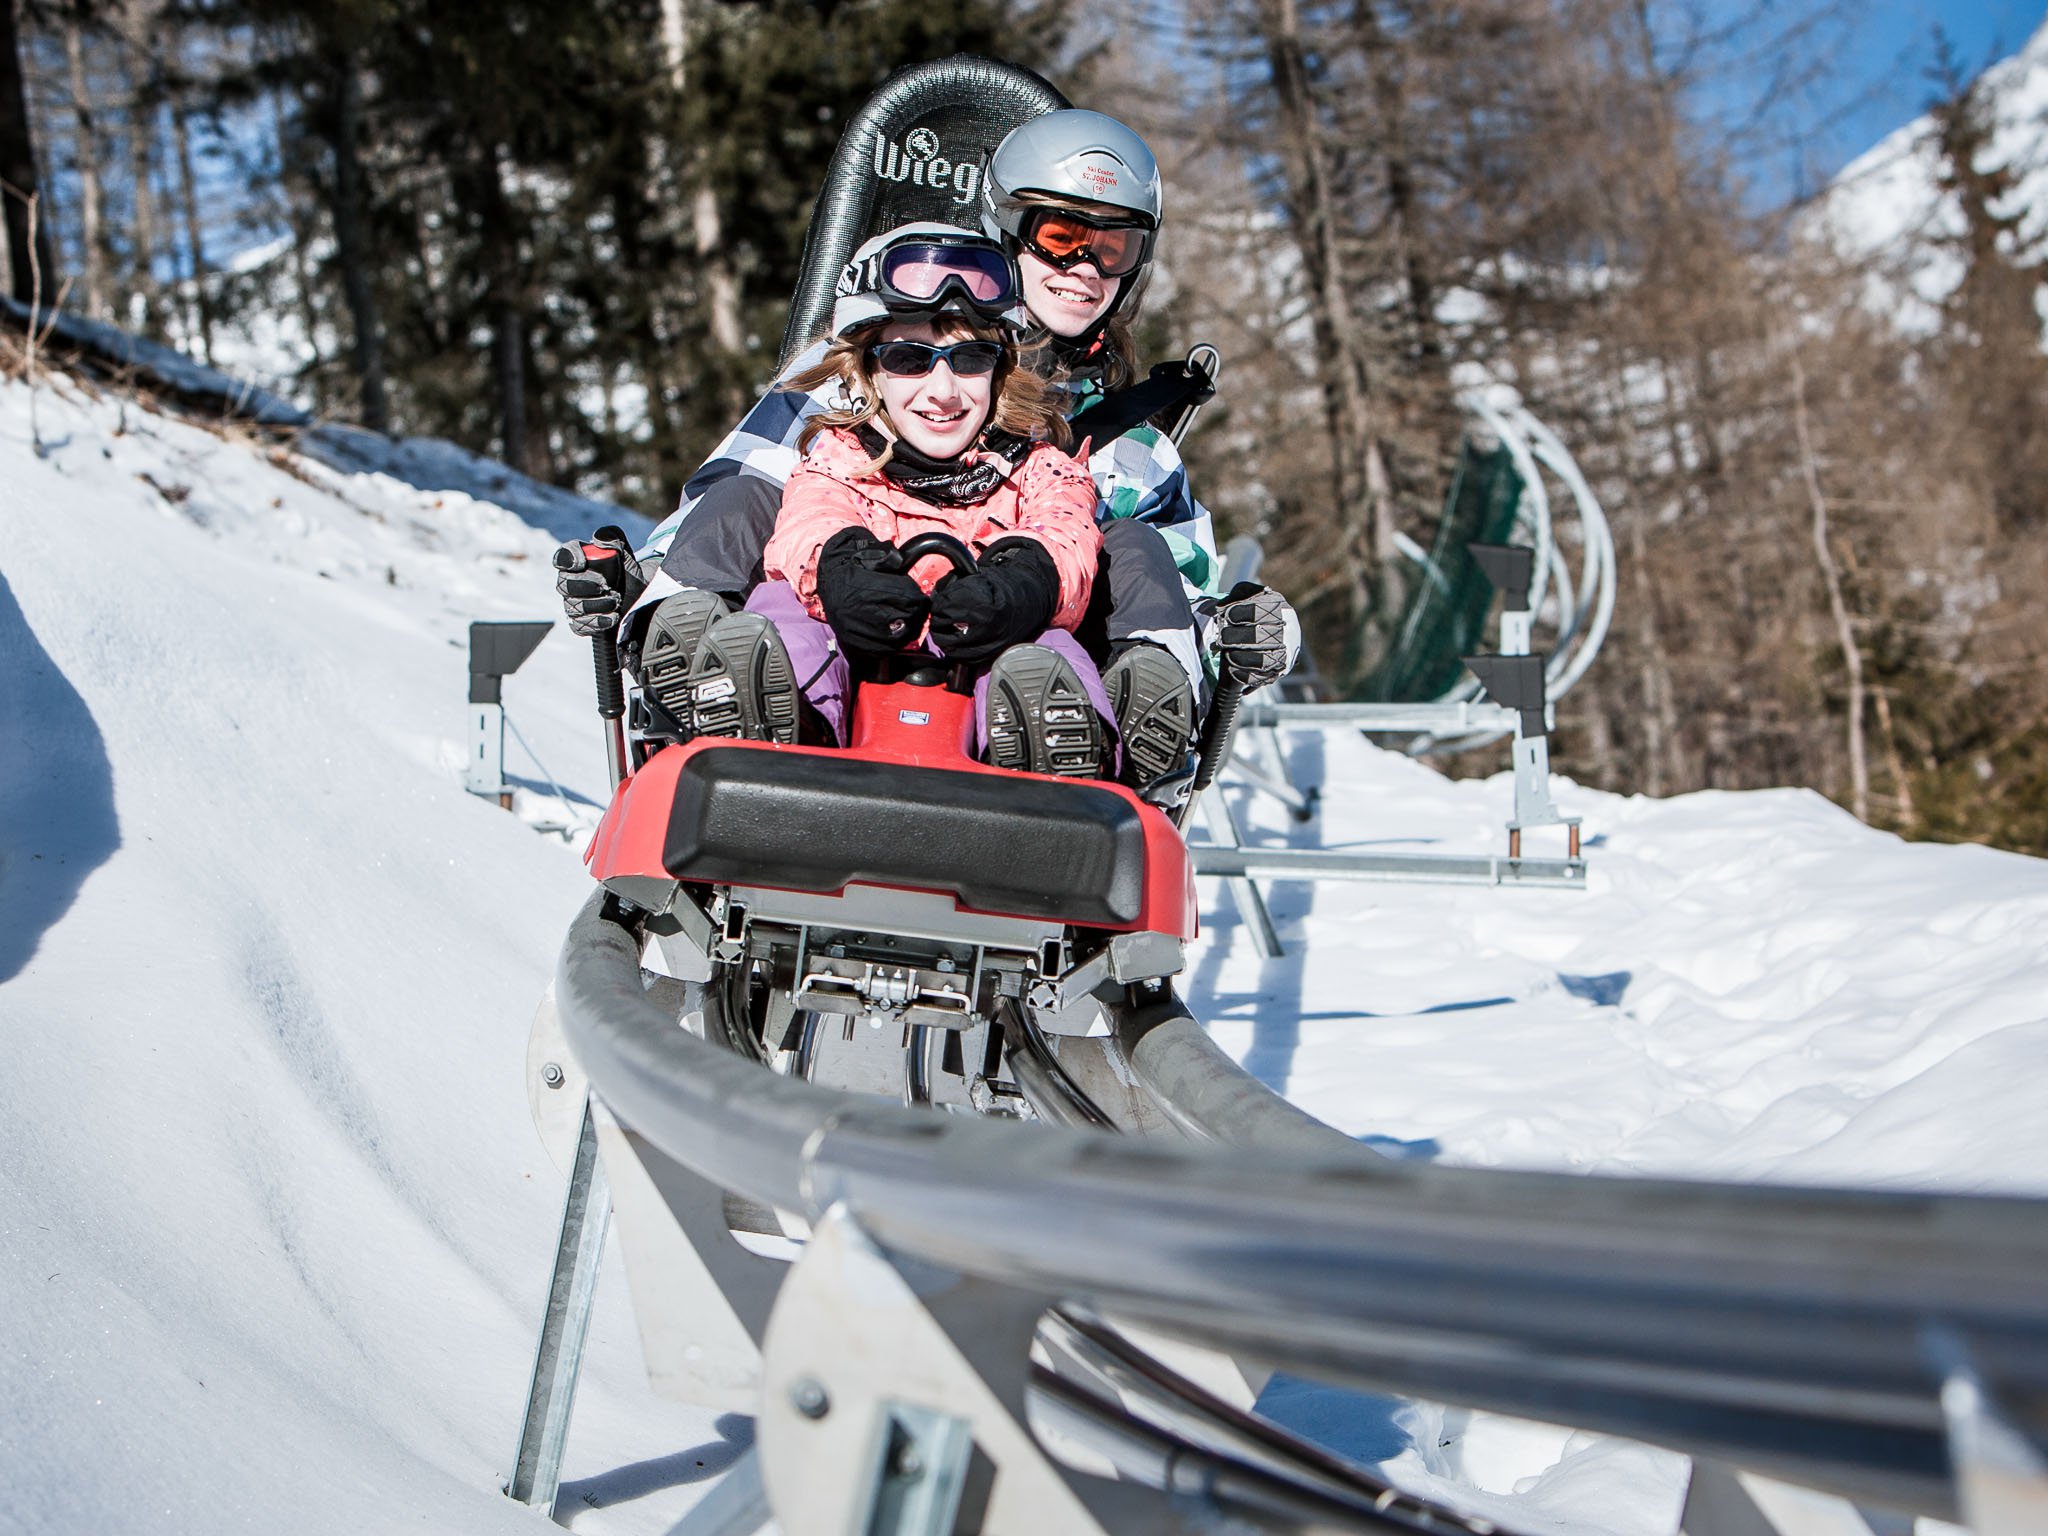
[
  {"xmin": 118, "ymin": 13, "xmax": 158, "ymax": 333},
  {"xmin": 1257, "ymin": 0, "xmax": 1390, "ymax": 626},
  {"xmin": 662, "ymin": 0, "xmax": 744, "ymax": 361},
  {"xmin": 0, "ymin": 0, "xmax": 59, "ymax": 304},
  {"xmin": 325, "ymin": 46, "xmax": 387, "ymax": 431},
  {"xmin": 1623, "ymin": 507, "xmax": 1677, "ymax": 798},
  {"xmin": 494, "ymin": 294, "xmax": 527, "ymax": 473},
  {"xmin": 471, "ymin": 139, "xmax": 528, "ymax": 473},
  {"xmin": 63, "ymin": 4, "xmax": 105, "ymax": 319},
  {"xmin": 167, "ymin": 65, "xmax": 211, "ymax": 362},
  {"xmin": 692, "ymin": 182, "xmax": 743, "ymax": 355},
  {"xmin": 267, "ymin": 83, "xmax": 321, "ymax": 372},
  {"xmin": 1790, "ymin": 354, "xmax": 1868, "ymax": 822},
  {"xmin": 1603, "ymin": 364, "xmax": 1682, "ymax": 796},
  {"xmin": 1351, "ymin": 0, "xmax": 1439, "ymax": 374},
  {"xmin": 1871, "ymin": 688, "xmax": 1916, "ymax": 830}
]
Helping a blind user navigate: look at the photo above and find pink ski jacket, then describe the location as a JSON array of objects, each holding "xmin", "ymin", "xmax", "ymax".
[{"xmin": 764, "ymin": 428, "xmax": 1100, "ymax": 632}]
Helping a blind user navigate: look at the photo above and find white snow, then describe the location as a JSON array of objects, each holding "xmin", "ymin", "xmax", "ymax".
[
  {"xmin": 3, "ymin": 354, "xmax": 2042, "ymax": 1535},
  {"xmin": 1207, "ymin": 734, "xmax": 2047, "ymax": 1533}
]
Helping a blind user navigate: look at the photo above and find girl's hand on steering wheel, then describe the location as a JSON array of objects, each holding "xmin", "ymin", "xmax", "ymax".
[
  {"xmin": 928, "ymin": 538, "xmax": 1059, "ymax": 666},
  {"xmin": 815, "ymin": 527, "xmax": 931, "ymax": 656}
]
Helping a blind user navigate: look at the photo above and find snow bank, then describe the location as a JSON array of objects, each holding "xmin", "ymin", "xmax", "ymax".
[
  {"xmin": 0, "ymin": 368, "xmax": 698, "ymax": 1536},
  {"xmin": 1201, "ymin": 730, "xmax": 2046, "ymax": 1529},
  {"xmin": 1201, "ymin": 741, "xmax": 2048, "ymax": 1197}
]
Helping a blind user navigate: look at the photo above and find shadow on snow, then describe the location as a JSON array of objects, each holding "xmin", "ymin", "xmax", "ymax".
[
  {"xmin": 558, "ymin": 1413, "xmax": 756, "ymax": 1511},
  {"xmin": 0, "ymin": 573, "xmax": 120, "ymax": 985}
]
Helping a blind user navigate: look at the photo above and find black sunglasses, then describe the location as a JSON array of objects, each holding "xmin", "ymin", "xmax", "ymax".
[{"xmin": 866, "ymin": 339, "xmax": 1006, "ymax": 378}]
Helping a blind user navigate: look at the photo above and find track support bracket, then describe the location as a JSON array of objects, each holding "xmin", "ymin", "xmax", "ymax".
[{"xmin": 756, "ymin": 1204, "xmax": 1197, "ymax": 1534}]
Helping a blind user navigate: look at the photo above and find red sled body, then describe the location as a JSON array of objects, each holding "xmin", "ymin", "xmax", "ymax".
[{"xmin": 582, "ymin": 669, "xmax": 1197, "ymax": 1107}]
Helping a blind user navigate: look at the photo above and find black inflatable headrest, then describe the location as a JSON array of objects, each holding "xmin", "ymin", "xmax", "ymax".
[{"xmin": 778, "ymin": 55, "xmax": 1070, "ymax": 367}]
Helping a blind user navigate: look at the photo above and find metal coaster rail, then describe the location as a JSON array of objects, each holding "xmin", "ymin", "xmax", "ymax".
[{"xmin": 553, "ymin": 888, "xmax": 2048, "ymax": 1535}]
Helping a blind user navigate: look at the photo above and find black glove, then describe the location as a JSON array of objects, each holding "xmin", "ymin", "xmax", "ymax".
[
  {"xmin": 554, "ymin": 527, "xmax": 646, "ymax": 637},
  {"xmin": 815, "ymin": 527, "xmax": 931, "ymax": 657},
  {"xmin": 928, "ymin": 538, "xmax": 1059, "ymax": 667},
  {"xmin": 1213, "ymin": 581, "xmax": 1301, "ymax": 688}
]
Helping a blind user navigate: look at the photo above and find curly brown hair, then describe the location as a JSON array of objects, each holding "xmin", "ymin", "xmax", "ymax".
[{"xmin": 789, "ymin": 313, "xmax": 1070, "ymax": 472}]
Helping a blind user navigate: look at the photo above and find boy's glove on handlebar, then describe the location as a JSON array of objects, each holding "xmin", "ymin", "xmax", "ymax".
[
  {"xmin": 555, "ymin": 531, "xmax": 647, "ymax": 637},
  {"xmin": 1214, "ymin": 581, "xmax": 1301, "ymax": 688},
  {"xmin": 816, "ymin": 527, "xmax": 932, "ymax": 657},
  {"xmin": 928, "ymin": 538, "xmax": 1059, "ymax": 666}
]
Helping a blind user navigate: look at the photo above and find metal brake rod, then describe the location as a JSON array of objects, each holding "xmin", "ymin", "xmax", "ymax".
[
  {"xmin": 558, "ymin": 891, "xmax": 2048, "ymax": 1518},
  {"xmin": 1040, "ymin": 1310, "xmax": 1418, "ymax": 1518},
  {"xmin": 1237, "ymin": 700, "xmax": 1524, "ymax": 731},
  {"xmin": 1025, "ymin": 1364, "xmax": 1459, "ymax": 1534},
  {"xmin": 1190, "ymin": 846, "xmax": 1586, "ymax": 888}
]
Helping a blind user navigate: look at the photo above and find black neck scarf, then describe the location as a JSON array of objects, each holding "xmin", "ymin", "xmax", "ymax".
[{"xmin": 855, "ymin": 423, "xmax": 1024, "ymax": 508}]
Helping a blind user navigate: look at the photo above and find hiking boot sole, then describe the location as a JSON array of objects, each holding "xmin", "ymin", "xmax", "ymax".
[
  {"xmin": 1105, "ymin": 644, "xmax": 1195, "ymax": 793},
  {"xmin": 640, "ymin": 588, "xmax": 731, "ymax": 731},
  {"xmin": 689, "ymin": 611, "xmax": 800, "ymax": 744},
  {"xmin": 985, "ymin": 644, "xmax": 1106, "ymax": 779}
]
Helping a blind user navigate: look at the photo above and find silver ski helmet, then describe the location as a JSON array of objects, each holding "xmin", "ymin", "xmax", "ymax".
[
  {"xmin": 830, "ymin": 223, "xmax": 1026, "ymax": 338},
  {"xmin": 981, "ymin": 109, "xmax": 1164, "ymax": 243},
  {"xmin": 982, "ymin": 110, "xmax": 1162, "ymax": 338}
]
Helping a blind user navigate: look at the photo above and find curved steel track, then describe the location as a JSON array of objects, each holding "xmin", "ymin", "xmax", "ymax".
[{"xmin": 559, "ymin": 888, "xmax": 2048, "ymax": 1531}]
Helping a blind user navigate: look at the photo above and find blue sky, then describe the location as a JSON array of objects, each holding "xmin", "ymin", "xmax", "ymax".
[{"xmin": 1677, "ymin": 0, "xmax": 2048, "ymax": 202}]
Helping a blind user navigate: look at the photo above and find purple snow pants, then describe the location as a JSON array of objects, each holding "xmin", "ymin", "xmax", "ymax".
[{"xmin": 744, "ymin": 581, "xmax": 1119, "ymax": 769}]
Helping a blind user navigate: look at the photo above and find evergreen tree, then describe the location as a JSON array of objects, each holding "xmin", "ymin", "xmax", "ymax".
[{"xmin": 1927, "ymin": 39, "xmax": 2048, "ymax": 529}]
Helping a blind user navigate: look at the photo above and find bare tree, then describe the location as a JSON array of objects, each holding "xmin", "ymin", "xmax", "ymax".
[
  {"xmin": 59, "ymin": 0, "xmax": 103, "ymax": 317},
  {"xmin": 1791, "ymin": 352, "xmax": 1868, "ymax": 820},
  {"xmin": 320, "ymin": 37, "xmax": 385, "ymax": 430},
  {"xmin": 1, "ymin": 0, "xmax": 60, "ymax": 303}
]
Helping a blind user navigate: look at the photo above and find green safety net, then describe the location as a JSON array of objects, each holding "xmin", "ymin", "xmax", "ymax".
[{"xmin": 1349, "ymin": 436, "xmax": 1525, "ymax": 703}]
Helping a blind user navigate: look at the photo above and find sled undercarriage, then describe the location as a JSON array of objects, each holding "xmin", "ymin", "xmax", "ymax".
[{"xmin": 622, "ymin": 867, "xmax": 1187, "ymax": 1122}]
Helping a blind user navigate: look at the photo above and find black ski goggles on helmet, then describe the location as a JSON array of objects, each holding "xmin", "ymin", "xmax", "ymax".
[
  {"xmin": 1015, "ymin": 206, "xmax": 1154, "ymax": 278},
  {"xmin": 866, "ymin": 339, "xmax": 1006, "ymax": 378},
  {"xmin": 856, "ymin": 238, "xmax": 1019, "ymax": 318}
]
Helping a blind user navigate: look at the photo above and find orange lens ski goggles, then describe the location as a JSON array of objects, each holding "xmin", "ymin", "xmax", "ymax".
[{"xmin": 1017, "ymin": 208, "xmax": 1154, "ymax": 278}]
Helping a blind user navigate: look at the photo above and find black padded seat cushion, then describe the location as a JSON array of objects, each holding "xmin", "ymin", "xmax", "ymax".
[{"xmin": 665, "ymin": 747, "xmax": 1146, "ymax": 926}]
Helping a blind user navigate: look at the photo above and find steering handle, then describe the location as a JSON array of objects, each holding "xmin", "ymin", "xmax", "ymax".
[{"xmin": 895, "ymin": 531, "xmax": 978, "ymax": 576}]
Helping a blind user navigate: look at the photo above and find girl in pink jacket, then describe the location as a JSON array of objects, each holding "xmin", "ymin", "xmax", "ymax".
[{"xmin": 660, "ymin": 228, "xmax": 1117, "ymax": 779}]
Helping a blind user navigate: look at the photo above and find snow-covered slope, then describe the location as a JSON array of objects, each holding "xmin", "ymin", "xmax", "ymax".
[
  {"xmin": 0, "ymin": 367, "xmax": 713, "ymax": 1535},
  {"xmin": 3, "ymin": 359, "xmax": 2043, "ymax": 1535},
  {"xmin": 1806, "ymin": 17, "xmax": 2048, "ymax": 335}
]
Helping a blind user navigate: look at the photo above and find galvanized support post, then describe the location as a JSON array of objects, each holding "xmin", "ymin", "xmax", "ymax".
[
  {"xmin": 1465, "ymin": 650, "xmax": 1581, "ymax": 863},
  {"xmin": 1198, "ymin": 787, "xmax": 1284, "ymax": 958},
  {"xmin": 1505, "ymin": 709, "xmax": 1580, "ymax": 863},
  {"xmin": 505, "ymin": 1096, "xmax": 612, "ymax": 1514},
  {"xmin": 1500, "ymin": 605, "xmax": 1534, "ymax": 657},
  {"xmin": 466, "ymin": 620, "xmax": 553, "ymax": 811},
  {"xmin": 465, "ymin": 699, "xmax": 511, "ymax": 808}
]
